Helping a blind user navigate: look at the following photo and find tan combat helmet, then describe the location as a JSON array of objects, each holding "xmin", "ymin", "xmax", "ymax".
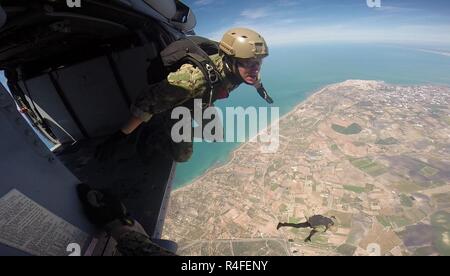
[{"xmin": 219, "ymin": 28, "xmax": 269, "ymax": 59}]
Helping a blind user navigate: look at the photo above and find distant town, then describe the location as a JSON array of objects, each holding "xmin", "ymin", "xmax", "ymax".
[{"xmin": 164, "ymin": 80, "xmax": 450, "ymax": 256}]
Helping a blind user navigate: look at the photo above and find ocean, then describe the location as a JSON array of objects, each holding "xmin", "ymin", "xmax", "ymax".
[
  {"xmin": 173, "ymin": 43, "xmax": 450, "ymax": 189},
  {"xmin": 3, "ymin": 43, "xmax": 449, "ymax": 187}
]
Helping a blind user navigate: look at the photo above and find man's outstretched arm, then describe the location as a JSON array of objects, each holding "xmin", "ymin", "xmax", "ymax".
[
  {"xmin": 95, "ymin": 64, "xmax": 206, "ymax": 161},
  {"xmin": 128, "ymin": 63, "xmax": 207, "ymax": 132}
]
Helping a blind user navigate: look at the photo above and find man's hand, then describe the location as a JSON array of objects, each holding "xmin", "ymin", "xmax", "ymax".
[{"xmin": 94, "ymin": 130, "xmax": 128, "ymax": 162}]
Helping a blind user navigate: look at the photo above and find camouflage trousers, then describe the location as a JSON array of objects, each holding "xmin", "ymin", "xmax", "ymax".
[{"xmin": 137, "ymin": 112, "xmax": 193, "ymax": 163}]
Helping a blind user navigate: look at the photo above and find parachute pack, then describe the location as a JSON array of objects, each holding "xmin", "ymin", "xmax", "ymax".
[
  {"xmin": 160, "ymin": 36, "xmax": 223, "ymax": 107},
  {"xmin": 154, "ymin": 35, "xmax": 273, "ymax": 105}
]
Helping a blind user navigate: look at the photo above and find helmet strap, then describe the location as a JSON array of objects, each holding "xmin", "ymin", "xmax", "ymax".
[{"xmin": 223, "ymin": 56, "xmax": 244, "ymax": 85}]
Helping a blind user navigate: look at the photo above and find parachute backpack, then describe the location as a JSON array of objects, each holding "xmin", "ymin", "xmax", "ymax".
[
  {"xmin": 159, "ymin": 36, "xmax": 223, "ymax": 108},
  {"xmin": 150, "ymin": 35, "xmax": 274, "ymax": 106}
]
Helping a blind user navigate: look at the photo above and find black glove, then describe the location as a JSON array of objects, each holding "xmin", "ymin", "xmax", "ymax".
[
  {"xmin": 94, "ymin": 130, "xmax": 128, "ymax": 162},
  {"xmin": 76, "ymin": 183, "xmax": 133, "ymax": 228}
]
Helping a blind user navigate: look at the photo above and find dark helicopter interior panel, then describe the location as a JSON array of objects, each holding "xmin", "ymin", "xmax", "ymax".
[
  {"xmin": 0, "ymin": 0, "xmax": 181, "ymax": 255},
  {"xmin": 16, "ymin": 44, "xmax": 158, "ymax": 143}
]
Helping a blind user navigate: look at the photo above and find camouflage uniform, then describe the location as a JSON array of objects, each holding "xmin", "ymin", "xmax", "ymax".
[
  {"xmin": 277, "ymin": 215, "xmax": 335, "ymax": 242},
  {"xmin": 116, "ymin": 231, "xmax": 176, "ymax": 256},
  {"xmin": 131, "ymin": 54, "xmax": 242, "ymax": 162}
]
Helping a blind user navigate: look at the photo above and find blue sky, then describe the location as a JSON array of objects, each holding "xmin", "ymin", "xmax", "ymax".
[{"xmin": 183, "ymin": 0, "xmax": 450, "ymax": 48}]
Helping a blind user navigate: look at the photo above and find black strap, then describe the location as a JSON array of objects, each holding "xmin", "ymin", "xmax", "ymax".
[
  {"xmin": 183, "ymin": 53, "xmax": 222, "ymax": 107},
  {"xmin": 185, "ymin": 53, "xmax": 221, "ymax": 86},
  {"xmin": 257, "ymin": 84, "xmax": 274, "ymax": 104}
]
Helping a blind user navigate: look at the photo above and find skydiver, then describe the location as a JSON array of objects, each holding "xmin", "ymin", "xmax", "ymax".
[
  {"xmin": 277, "ymin": 215, "xmax": 337, "ymax": 242},
  {"xmin": 96, "ymin": 28, "xmax": 272, "ymax": 163}
]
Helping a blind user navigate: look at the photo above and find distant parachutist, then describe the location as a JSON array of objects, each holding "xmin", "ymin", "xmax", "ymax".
[{"xmin": 277, "ymin": 215, "xmax": 337, "ymax": 242}]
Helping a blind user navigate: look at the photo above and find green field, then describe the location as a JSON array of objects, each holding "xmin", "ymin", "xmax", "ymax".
[
  {"xmin": 388, "ymin": 215, "xmax": 412, "ymax": 228},
  {"xmin": 377, "ymin": 214, "xmax": 414, "ymax": 229},
  {"xmin": 290, "ymin": 228, "xmax": 300, "ymax": 234},
  {"xmin": 392, "ymin": 180, "xmax": 424, "ymax": 193},
  {"xmin": 327, "ymin": 211, "xmax": 353, "ymax": 228},
  {"xmin": 349, "ymin": 157, "xmax": 388, "ymax": 177},
  {"xmin": 200, "ymin": 242, "xmax": 234, "ymax": 256},
  {"xmin": 332, "ymin": 123, "xmax": 363, "ymax": 135},
  {"xmin": 444, "ymin": 116, "xmax": 450, "ymax": 126},
  {"xmin": 295, "ymin": 197, "xmax": 305, "ymax": 204},
  {"xmin": 311, "ymin": 235, "xmax": 329, "ymax": 245},
  {"xmin": 344, "ymin": 185, "xmax": 366, "ymax": 194},
  {"xmin": 232, "ymin": 240, "xmax": 287, "ymax": 256},
  {"xmin": 377, "ymin": 216, "xmax": 391, "ymax": 227},
  {"xmin": 419, "ymin": 166, "xmax": 439, "ymax": 177},
  {"xmin": 432, "ymin": 193, "xmax": 450, "ymax": 206},
  {"xmin": 431, "ymin": 211, "xmax": 450, "ymax": 230},
  {"xmin": 400, "ymin": 194, "xmax": 414, "ymax": 207},
  {"xmin": 434, "ymin": 230, "xmax": 450, "ymax": 256},
  {"xmin": 405, "ymin": 208, "xmax": 427, "ymax": 223},
  {"xmin": 337, "ymin": 244, "xmax": 357, "ymax": 256},
  {"xmin": 249, "ymin": 197, "xmax": 259, "ymax": 204},
  {"xmin": 413, "ymin": 246, "xmax": 436, "ymax": 256},
  {"xmin": 375, "ymin": 137, "xmax": 399, "ymax": 145},
  {"xmin": 431, "ymin": 211, "xmax": 450, "ymax": 256}
]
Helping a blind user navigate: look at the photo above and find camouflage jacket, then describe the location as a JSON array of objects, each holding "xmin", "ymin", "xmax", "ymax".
[{"xmin": 131, "ymin": 54, "xmax": 242, "ymax": 122}]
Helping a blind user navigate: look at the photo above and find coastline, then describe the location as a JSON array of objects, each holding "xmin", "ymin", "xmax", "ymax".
[{"xmin": 172, "ymin": 81, "xmax": 342, "ymax": 193}]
